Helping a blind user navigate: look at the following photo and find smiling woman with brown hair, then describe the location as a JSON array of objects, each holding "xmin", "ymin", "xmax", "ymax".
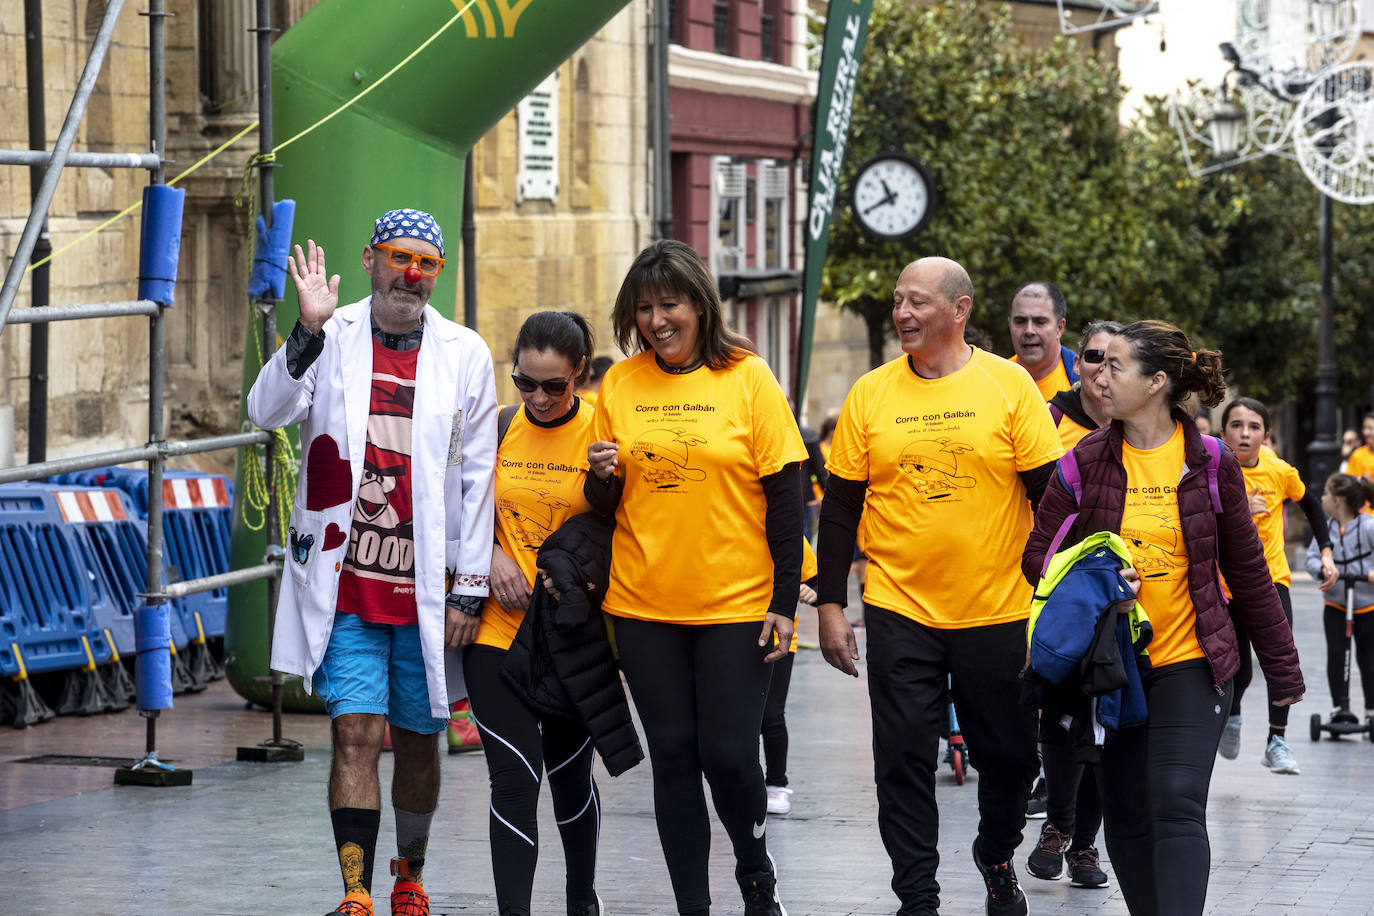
[{"xmin": 585, "ymin": 239, "xmax": 806, "ymax": 916}]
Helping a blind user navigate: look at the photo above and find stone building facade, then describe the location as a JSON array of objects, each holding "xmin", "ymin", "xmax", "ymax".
[
  {"xmin": 0, "ymin": 1, "xmax": 1127, "ymax": 468},
  {"xmin": 0, "ymin": 0, "xmax": 653, "ymax": 471}
]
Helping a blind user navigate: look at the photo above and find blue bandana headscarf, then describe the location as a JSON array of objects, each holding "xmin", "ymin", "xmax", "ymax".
[{"xmin": 370, "ymin": 208, "xmax": 445, "ymax": 257}]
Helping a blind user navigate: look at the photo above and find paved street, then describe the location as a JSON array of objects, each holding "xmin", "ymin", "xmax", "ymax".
[{"xmin": 4, "ymin": 573, "xmax": 1374, "ymax": 914}]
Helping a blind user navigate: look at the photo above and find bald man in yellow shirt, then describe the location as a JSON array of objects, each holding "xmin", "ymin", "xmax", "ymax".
[{"xmin": 817, "ymin": 257, "xmax": 1063, "ymax": 916}]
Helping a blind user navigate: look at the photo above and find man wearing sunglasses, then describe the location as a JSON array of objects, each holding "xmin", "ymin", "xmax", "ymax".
[
  {"xmin": 248, "ymin": 208, "xmax": 497, "ymax": 916},
  {"xmin": 1009, "ymin": 282, "xmax": 1078, "ymax": 402}
]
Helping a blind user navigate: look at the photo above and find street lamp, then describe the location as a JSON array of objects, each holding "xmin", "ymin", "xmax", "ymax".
[
  {"xmin": 1206, "ymin": 98, "xmax": 1245, "ymax": 157},
  {"xmin": 1205, "ymin": 44, "xmax": 1342, "ymax": 489}
]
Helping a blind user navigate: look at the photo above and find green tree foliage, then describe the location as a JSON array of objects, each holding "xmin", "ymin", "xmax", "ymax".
[{"xmin": 821, "ymin": 0, "xmax": 1374, "ymax": 409}]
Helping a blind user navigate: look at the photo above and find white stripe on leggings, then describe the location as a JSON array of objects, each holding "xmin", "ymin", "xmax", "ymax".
[
  {"xmin": 547, "ymin": 736, "xmax": 592, "ymax": 775},
  {"xmin": 489, "ymin": 800, "xmax": 536, "ymax": 847},
  {"xmin": 469, "ymin": 711, "xmax": 539, "ymax": 781}
]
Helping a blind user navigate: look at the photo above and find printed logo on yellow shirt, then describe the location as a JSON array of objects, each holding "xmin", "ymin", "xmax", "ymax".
[
  {"xmin": 630, "ymin": 427, "xmax": 709, "ymax": 488},
  {"xmin": 898, "ymin": 436, "xmax": 977, "ymax": 498},
  {"xmin": 498, "ymin": 486, "xmax": 573, "ymax": 550},
  {"xmin": 1121, "ymin": 508, "xmax": 1185, "ymax": 578}
]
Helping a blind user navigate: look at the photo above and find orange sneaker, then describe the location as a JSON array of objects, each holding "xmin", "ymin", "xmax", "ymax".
[
  {"xmin": 391, "ymin": 879, "xmax": 430, "ymax": 916},
  {"xmin": 326, "ymin": 890, "xmax": 374, "ymax": 915}
]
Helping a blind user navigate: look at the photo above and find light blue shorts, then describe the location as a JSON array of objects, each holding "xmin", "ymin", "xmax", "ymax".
[{"xmin": 311, "ymin": 612, "xmax": 448, "ymax": 735}]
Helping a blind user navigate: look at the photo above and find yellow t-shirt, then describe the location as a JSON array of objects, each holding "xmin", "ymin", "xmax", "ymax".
[
  {"xmin": 1236, "ymin": 450, "xmax": 1306, "ymax": 589},
  {"xmin": 594, "ymin": 351, "xmax": 807, "ymax": 624},
  {"xmin": 476, "ymin": 402, "xmax": 595, "ymax": 650},
  {"xmin": 1056, "ymin": 413, "xmax": 1095, "ymax": 450},
  {"xmin": 1120, "ymin": 423, "xmax": 1204, "ymax": 667},
  {"xmin": 1011, "ymin": 354, "xmax": 1072, "ymax": 402},
  {"xmin": 826, "ymin": 349, "xmax": 1063, "ymax": 628},
  {"xmin": 1347, "ymin": 445, "xmax": 1374, "ymax": 479}
]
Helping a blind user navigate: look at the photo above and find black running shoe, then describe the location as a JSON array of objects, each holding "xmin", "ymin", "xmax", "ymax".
[
  {"xmin": 1067, "ymin": 847, "xmax": 1110, "ymax": 888},
  {"xmin": 568, "ymin": 891, "xmax": 603, "ymax": 915},
  {"xmin": 1026, "ymin": 820, "xmax": 1070, "ymax": 880},
  {"xmin": 739, "ymin": 865, "xmax": 787, "ymax": 916},
  {"xmin": 1025, "ymin": 776, "xmax": 1048, "ymax": 819},
  {"xmin": 972, "ymin": 838, "xmax": 1029, "ymax": 916}
]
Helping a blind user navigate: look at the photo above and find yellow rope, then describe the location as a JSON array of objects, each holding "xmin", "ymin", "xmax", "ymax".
[
  {"xmin": 274, "ymin": 0, "xmax": 477, "ymax": 153},
  {"xmin": 24, "ymin": 119, "xmax": 261, "ymax": 274},
  {"xmin": 238, "ymin": 424, "xmax": 296, "ymax": 537},
  {"xmin": 23, "ymin": 0, "xmax": 481, "ymax": 273}
]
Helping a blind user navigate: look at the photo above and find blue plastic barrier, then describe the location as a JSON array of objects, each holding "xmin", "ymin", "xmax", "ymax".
[
  {"xmin": 47, "ymin": 486, "xmax": 192, "ymax": 657},
  {"xmin": 0, "ymin": 484, "xmax": 126, "ymax": 722},
  {"xmin": 0, "ymin": 485, "xmax": 116, "ymax": 678},
  {"xmin": 48, "ymin": 468, "xmax": 234, "ymax": 644}
]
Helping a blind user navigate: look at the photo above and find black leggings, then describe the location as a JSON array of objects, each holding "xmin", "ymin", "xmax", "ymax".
[
  {"xmin": 462, "ymin": 644, "xmax": 600, "ymax": 916},
  {"xmin": 1097, "ymin": 659, "xmax": 1233, "ymax": 916},
  {"xmin": 1323, "ymin": 604, "xmax": 1374, "ymax": 711},
  {"xmin": 1041, "ymin": 738, "xmax": 1101, "ymax": 849},
  {"xmin": 613, "ymin": 617, "xmax": 776, "ymax": 915},
  {"xmin": 1230, "ymin": 583, "xmax": 1294, "ymax": 729},
  {"xmin": 762, "ymin": 651, "xmax": 795, "ymax": 787}
]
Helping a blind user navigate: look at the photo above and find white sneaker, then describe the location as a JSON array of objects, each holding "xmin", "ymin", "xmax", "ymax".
[
  {"xmin": 766, "ymin": 785, "xmax": 793, "ymax": 815},
  {"xmin": 1262, "ymin": 734, "xmax": 1300, "ymax": 774},
  {"xmin": 1217, "ymin": 714, "xmax": 1242, "ymax": 759}
]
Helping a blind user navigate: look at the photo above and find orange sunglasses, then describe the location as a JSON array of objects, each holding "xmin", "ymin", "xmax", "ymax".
[{"xmin": 373, "ymin": 243, "xmax": 445, "ymax": 277}]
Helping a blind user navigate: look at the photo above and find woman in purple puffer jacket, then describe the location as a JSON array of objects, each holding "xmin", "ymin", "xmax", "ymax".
[{"xmin": 1023, "ymin": 320, "xmax": 1303, "ymax": 916}]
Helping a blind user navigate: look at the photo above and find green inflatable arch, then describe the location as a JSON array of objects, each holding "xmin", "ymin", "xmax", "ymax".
[{"xmin": 227, "ymin": 0, "xmax": 631, "ymax": 710}]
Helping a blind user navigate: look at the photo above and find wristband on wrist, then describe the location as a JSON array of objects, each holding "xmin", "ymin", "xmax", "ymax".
[{"xmin": 445, "ymin": 594, "xmax": 484, "ymax": 617}]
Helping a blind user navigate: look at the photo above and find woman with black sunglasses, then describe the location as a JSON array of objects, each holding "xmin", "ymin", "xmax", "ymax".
[
  {"xmin": 1025, "ymin": 319, "xmax": 1121, "ymax": 892},
  {"xmin": 1046, "ymin": 320, "xmax": 1121, "ymax": 450},
  {"xmin": 463, "ymin": 310, "xmax": 610, "ymax": 916},
  {"xmin": 584, "ymin": 240, "xmax": 805, "ymax": 916}
]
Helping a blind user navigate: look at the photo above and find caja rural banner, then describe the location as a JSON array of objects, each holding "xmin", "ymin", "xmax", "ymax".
[{"xmin": 795, "ymin": 0, "xmax": 875, "ymax": 408}]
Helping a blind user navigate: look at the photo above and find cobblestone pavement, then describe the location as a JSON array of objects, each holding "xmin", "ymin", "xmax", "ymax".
[{"xmin": 3, "ymin": 574, "xmax": 1374, "ymax": 914}]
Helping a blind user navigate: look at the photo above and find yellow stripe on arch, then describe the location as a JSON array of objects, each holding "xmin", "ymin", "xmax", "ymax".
[
  {"xmin": 495, "ymin": 0, "xmax": 535, "ymax": 37},
  {"xmin": 454, "ymin": 0, "xmax": 497, "ymax": 37}
]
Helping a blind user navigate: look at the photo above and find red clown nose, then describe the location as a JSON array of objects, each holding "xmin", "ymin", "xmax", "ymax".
[{"xmin": 404, "ymin": 265, "xmax": 422, "ymax": 285}]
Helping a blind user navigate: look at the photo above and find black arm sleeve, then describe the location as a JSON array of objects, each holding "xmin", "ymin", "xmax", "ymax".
[
  {"xmin": 816, "ymin": 474, "xmax": 868, "ymax": 607},
  {"xmin": 284, "ymin": 319, "xmax": 326, "ymax": 380},
  {"xmin": 1019, "ymin": 460, "xmax": 1058, "ymax": 512},
  {"xmin": 805, "ymin": 438, "xmax": 828, "ymax": 495},
  {"xmin": 582, "ymin": 472, "xmax": 623, "ymax": 518},
  {"xmin": 762, "ymin": 463, "xmax": 804, "ymax": 621},
  {"xmin": 1297, "ymin": 487, "xmax": 1333, "ymax": 551}
]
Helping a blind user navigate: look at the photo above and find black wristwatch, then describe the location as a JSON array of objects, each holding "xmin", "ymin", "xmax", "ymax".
[{"xmin": 445, "ymin": 594, "xmax": 483, "ymax": 617}]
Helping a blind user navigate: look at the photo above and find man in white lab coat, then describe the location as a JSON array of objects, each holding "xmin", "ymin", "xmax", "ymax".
[{"xmin": 248, "ymin": 208, "xmax": 496, "ymax": 916}]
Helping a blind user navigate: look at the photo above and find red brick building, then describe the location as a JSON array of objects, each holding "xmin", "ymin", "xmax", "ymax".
[{"xmin": 667, "ymin": 0, "xmax": 816, "ymax": 393}]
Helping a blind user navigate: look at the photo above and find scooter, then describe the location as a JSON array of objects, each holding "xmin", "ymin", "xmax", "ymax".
[
  {"xmin": 943, "ymin": 677, "xmax": 974, "ymax": 784},
  {"xmin": 1310, "ymin": 575, "xmax": 1374, "ymax": 742}
]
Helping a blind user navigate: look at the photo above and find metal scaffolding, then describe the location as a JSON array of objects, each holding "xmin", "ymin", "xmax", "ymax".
[{"xmin": 0, "ymin": 0, "xmax": 294, "ymax": 778}]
